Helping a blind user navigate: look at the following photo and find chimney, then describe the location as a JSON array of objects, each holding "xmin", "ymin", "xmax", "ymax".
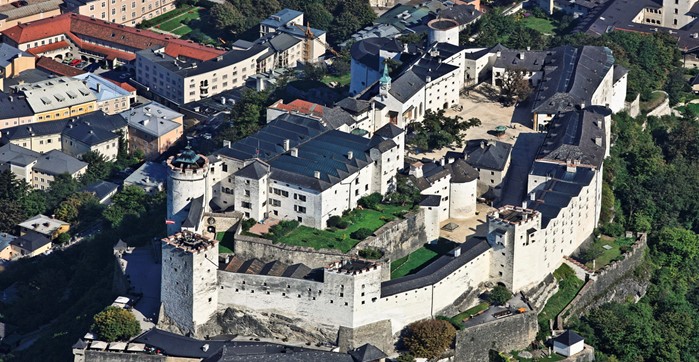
[
  {"xmin": 222, "ymin": 140, "xmax": 231, "ymax": 148},
  {"xmin": 496, "ymin": 50, "xmax": 501, "ymax": 58},
  {"xmin": 9, "ymin": 96, "xmax": 13, "ymax": 102},
  {"xmin": 283, "ymin": 139, "xmax": 290, "ymax": 151},
  {"xmin": 594, "ymin": 137, "xmax": 602, "ymax": 146},
  {"xmin": 527, "ymin": 46, "xmax": 531, "ymax": 51},
  {"xmin": 453, "ymin": 248, "xmax": 461, "ymax": 257},
  {"xmin": 221, "ymin": 96, "xmax": 226, "ymax": 105},
  {"xmin": 530, "ymin": 192, "xmax": 536, "ymax": 201},
  {"xmin": 96, "ymin": 83, "xmax": 101, "ymax": 93},
  {"xmin": 480, "ymin": 140, "xmax": 485, "ymax": 149},
  {"xmin": 314, "ymin": 170, "xmax": 320, "ymax": 179},
  {"xmin": 580, "ymin": 102, "xmax": 586, "ymax": 109},
  {"xmin": 290, "ymin": 148, "xmax": 298, "ymax": 157},
  {"xmin": 439, "ymin": 158, "xmax": 445, "ymax": 166},
  {"xmin": 347, "ymin": 150, "xmax": 353, "ymax": 160},
  {"xmin": 518, "ymin": 52, "xmax": 524, "ymax": 60},
  {"xmin": 426, "ymin": 75, "xmax": 431, "ymax": 83}
]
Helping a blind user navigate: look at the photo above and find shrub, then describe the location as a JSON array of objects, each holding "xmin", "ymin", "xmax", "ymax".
[
  {"xmin": 55, "ymin": 232, "xmax": 71, "ymax": 245},
  {"xmin": 396, "ymin": 353, "xmax": 416, "ymax": 362},
  {"xmin": 486, "ymin": 285, "xmax": 512, "ymax": 306},
  {"xmin": 336, "ymin": 220, "xmax": 350, "ymax": 229},
  {"xmin": 241, "ymin": 218, "xmax": 256, "ymax": 231},
  {"xmin": 578, "ymin": 244, "xmax": 604, "ymax": 264},
  {"xmin": 327, "ymin": 215, "xmax": 342, "ymax": 228},
  {"xmin": 269, "ymin": 220, "xmax": 299, "ymax": 241},
  {"xmin": 358, "ymin": 193, "xmax": 382, "ymax": 210},
  {"xmin": 350, "ymin": 228, "xmax": 373, "ymax": 240},
  {"xmin": 358, "ymin": 247, "xmax": 383, "ymax": 259},
  {"xmin": 402, "ymin": 319, "xmax": 456, "ymax": 359},
  {"xmin": 601, "ymin": 222, "xmax": 625, "ymax": 237},
  {"xmin": 92, "ymin": 306, "xmax": 141, "ymax": 342}
]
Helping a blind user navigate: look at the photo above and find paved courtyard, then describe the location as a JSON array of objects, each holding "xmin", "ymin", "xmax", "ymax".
[
  {"xmin": 439, "ymin": 203, "xmax": 495, "ymax": 243},
  {"xmin": 123, "ymin": 246, "xmax": 161, "ymax": 328}
]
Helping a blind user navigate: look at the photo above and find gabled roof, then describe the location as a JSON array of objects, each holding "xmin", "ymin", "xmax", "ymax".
[
  {"xmin": 463, "ymin": 139, "xmax": 512, "ymax": 171},
  {"xmin": 36, "ymin": 57, "xmax": 86, "ymax": 77},
  {"xmin": 33, "ymin": 150, "xmax": 87, "ymax": 176},
  {"xmin": 349, "ymin": 344, "xmax": 388, "ymax": 362},
  {"xmin": 374, "ymin": 122, "xmax": 403, "ymax": 139},
  {"xmin": 554, "ymin": 330, "xmax": 584, "ymax": 346},
  {"xmin": 350, "ymin": 37, "xmax": 403, "ymax": 70},
  {"xmin": 0, "ymin": 143, "xmax": 40, "ymax": 167},
  {"xmin": 235, "ymin": 160, "xmax": 269, "ymax": 180},
  {"xmin": 0, "ymin": 93, "xmax": 34, "ymax": 119},
  {"xmin": 10, "ymin": 231, "xmax": 51, "ymax": 253},
  {"xmin": 335, "ymin": 97, "xmax": 372, "ymax": 115},
  {"xmin": 63, "ymin": 122, "xmax": 119, "ymax": 146},
  {"xmin": 389, "ymin": 70, "xmax": 425, "ymax": 103},
  {"xmin": 0, "ymin": 43, "xmax": 30, "ymax": 68}
]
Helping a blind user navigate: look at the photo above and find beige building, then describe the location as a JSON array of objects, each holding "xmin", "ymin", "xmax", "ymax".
[
  {"xmin": 0, "ymin": 43, "xmax": 36, "ymax": 92},
  {"xmin": 14, "ymin": 77, "xmax": 98, "ymax": 123},
  {"xmin": 62, "ymin": 121, "xmax": 120, "ymax": 160},
  {"xmin": 74, "ymin": 73, "xmax": 135, "ymax": 115},
  {"xmin": 63, "ymin": 0, "xmax": 176, "ymax": 26},
  {"xmin": 121, "ymin": 101, "xmax": 183, "ymax": 160},
  {"xmin": 31, "ymin": 149, "xmax": 88, "ymax": 189},
  {"xmin": 0, "ymin": 93, "xmax": 34, "ymax": 130},
  {"xmin": 0, "ymin": 232, "xmax": 17, "ymax": 260},
  {"xmin": 18, "ymin": 214, "xmax": 70, "ymax": 240},
  {"xmin": 0, "ymin": 0, "xmax": 62, "ymax": 33}
]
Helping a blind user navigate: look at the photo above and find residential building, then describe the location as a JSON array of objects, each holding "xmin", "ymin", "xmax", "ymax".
[
  {"xmin": 62, "ymin": 0, "xmax": 176, "ymax": 27},
  {"xmin": 82, "ymin": 180, "xmax": 119, "ymax": 203},
  {"xmin": 258, "ymin": 9, "xmax": 328, "ymax": 64},
  {"xmin": 13, "ymin": 76, "xmax": 98, "ymax": 123},
  {"xmin": 32, "ymin": 149, "xmax": 88, "ymax": 189},
  {"xmin": 9, "ymin": 231, "xmax": 52, "ymax": 258},
  {"xmin": 18, "ymin": 214, "xmax": 70, "ymax": 240},
  {"xmin": 1, "ymin": 13, "xmax": 223, "ymax": 66},
  {"xmin": 0, "ymin": 43, "xmax": 35, "ymax": 91},
  {"xmin": 123, "ymin": 160, "xmax": 167, "ymax": 193},
  {"xmin": 0, "ymin": 233, "xmax": 17, "ymax": 260},
  {"xmin": 0, "ymin": 143, "xmax": 39, "ymax": 183},
  {"xmin": 0, "ymin": 112, "xmax": 127, "ymax": 155},
  {"xmin": 62, "ymin": 120, "xmax": 121, "ymax": 160},
  {"xmin": 446, "ymin": 139, "xmax": 513, "ymax": 198},
  {"xmin": 74, "ymin": 73, "xmax": 135, "ymax": 115},
  {"xmin": 349, "ymin": 37, "xmax": 403, "ymax": 95},
  {"xmin": 0, "ymin": 0, "xmax": 62, "ymax": 33},
  {"xmin": 0, "ymin": 92, "xmax": 33, "ymax": 130},
  {"xmin": 121, "ymin": 101, "xmax": 183, "ymax": 160},
  {"xmin": 553, "ymin": 330, "xmax": 585, "ymax": 357}
]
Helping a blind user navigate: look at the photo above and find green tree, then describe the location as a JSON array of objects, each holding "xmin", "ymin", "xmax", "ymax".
[
  {"xmin": 487, "ymin": 285, "xmax": 512, "ymax": 306},
  {"xmin": 665, "ymin": 68, "xmax": 690, "ymax": 106},
  {"xmin": 80, "ymin": 151, "xmax": 114, "ymax": 185},
  {"xmin": 55, "ymin": 232, "xmax": 71, "ymax": 245},
  {"xmin": 0, "ymin": 169, "xmax": 29, "ymax": 201},
  {"xmin": 45, "ymin": 174, "xmax": 80, "ymax": 212},
  {"xmin": 409, "ymin": 110, "xmax": 481, "ymax": 150},
  {"xmin": 55, "ymin": 192, "xmax": 99, "ymax": 223},
  {"xmin": 386, "ymin": 175, "xmax": 421, "ymax": 206},
  {"xmin": 0, "ymin": 199, "xmax": 27, "ymax": 233},
  {"xmin": 402, "ymin": 319, "xmax": 456, "ymax": 359},
  {"xmin": 210, "ymin": 2, "xmax": 245, "ymax": 33},
  {"xmin": 92, "ymin": 306, "xmax": 141, "ymax": 342},
  {"xmin": 22, "ymin": 190, "xmax": 48, "ymax": 216},
  {"xmin": 103, "ymin": 186, "xmax": 148, "ymax": 229}
]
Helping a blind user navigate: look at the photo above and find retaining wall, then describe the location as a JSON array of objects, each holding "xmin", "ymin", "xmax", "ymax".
[
  {"xmin": 454, "ymin": 311, "xmax": 538, "ymax": 362},
  {"xmin": 556, "ymin": 233, "xmax": 647, "ymax": 328}
]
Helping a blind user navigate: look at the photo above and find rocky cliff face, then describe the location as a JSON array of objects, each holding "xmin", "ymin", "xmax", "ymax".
[{"xmin": 197, "ymin": 307, "xmax": 337, "ymax": 343}]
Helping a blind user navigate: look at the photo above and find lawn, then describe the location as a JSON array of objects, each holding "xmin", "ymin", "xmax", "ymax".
[
  {"xmin": 640, "ymin": 91, "xmax": 667, "ymax": 112},
  {"xmin": 522, "ymin": 16, "xmax": 556, "ymax": 34},
  {"xmin": 271, "ymin": 204, "xmax": 411, "ymax": 253},
  {"xmin": 322, "ymin": 73, "xmax": 351, "ymax": 87},
  {"xmin": 538, "ymin": 264, "xmax": 584, "ymax": 327},
  {"xmin": 390, "ymin": 240, "xmax": 456, "ymax": 279},
  {"xmin": 152, "ymin": 7, "xmax": 202, "ymax": 36},
  {"xmin": 585, "ymin": 236, "xmax": 635, "ymax": 270},
  {"xmin": 447, "ymin": 302, "xmax": 490, "ymax": 329},
  {"xmin": 675, "ymin": 102, "xmax": 699, "ymax": 114},
  {"xmin": 216, "ymin": 232, "xmax": 235, "ymax": 254},
  {"xmin": 514, "ymin": 351, "xmax": 565, "ymax": 362}
]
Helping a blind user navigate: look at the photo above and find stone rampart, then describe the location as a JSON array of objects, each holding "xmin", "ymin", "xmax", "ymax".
[
  {"xmin": 454, "ymin": 311, "xmax": 538, "ymax": 362},
  {"xmin": 337, "ymin": 319, "xmax": 393, "ymax": 354},
  {"xmin": 233, "ymin": 210, "xmax": 426, "ymax": 269},
  {"xmin": 556, "ymin": 233, "xmax": 648, "ymax": 328},
  {"xmin": 80, "ymin": 351, "xmax": 165, "ymax": 362}
]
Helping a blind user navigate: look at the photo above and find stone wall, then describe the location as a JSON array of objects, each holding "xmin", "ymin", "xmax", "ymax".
[
  {"xmin": 337, "ymin": 319, "xmax": 393, "ymax": 354},
  {"xmin": 80, "ymin": 351, "xmax": 166, "ymax": 362},
  {"xmin": 556, "ymin": 233, "xmax": 648, "ymax": 328},
  {"xmin": 624, "ymin": 94, "xmax": 640, "ymax": 118},
  {"xmin": 646, "ymin": 92, "xmax": 671, "ymax": 117},
  {"xmin": 454, "ymin": 311, "xmax": 538, "ymax": 362},
  {"xmin": 233, "ymin": 210, "xmax": 427, "ymax": 269},
  {"xmin": 201, "ymin": 212, "xmax": 242, "ymax": 240},
  {"xmin": 562, "ymin": 345, "xmax": 595, "ymax": 362},
  {"xmin": 354, "ymin": 209, "xmax": 427, "ymax": 262}
]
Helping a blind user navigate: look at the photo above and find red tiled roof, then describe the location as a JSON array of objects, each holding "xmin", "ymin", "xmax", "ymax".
[
  {"xmin": 36, "ymin": 56, "xmax": 86, "ymax": 77},
  {"xmin": 107, "ymin": 79, "xmax": 137, "ymax": 93},
  {"xmin": 3, "ymin": 13, "xmax": 224, "ymax": 62},
  {"xmin": 272, "ymin": 99, "xmax": 325, "ymax": 118},
  {"xmin": 27, "ymin": 40, "xmax": 70, "ymax": 56}
]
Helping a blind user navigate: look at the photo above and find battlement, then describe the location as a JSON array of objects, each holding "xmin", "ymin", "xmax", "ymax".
[
  {"xmin": 162, "ymin": 231, "xmax": 217, "ymax": 254},
  {"xmin": 166, "ymin": 145, "xmax": 209, "ymax": 174},
  {"xmin": 326, "ymin": 259, "xmax": 381, "ymax": 275},
  {"xmin": 488, "ymin": 206, "xmax": 540, "ymax": 226}
]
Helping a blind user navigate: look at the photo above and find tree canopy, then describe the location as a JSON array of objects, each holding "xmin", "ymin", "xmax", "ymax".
[
  {"xmin": 92, "ymin": 306, "xmax": 141, "ymax": 342},
  {"xmin": 402, "ymin": 319, "xmax": 456, "ymax": 359},
  {"xmin": 408, "ymin": 110, "xmax": 481, "ymax": 151}
]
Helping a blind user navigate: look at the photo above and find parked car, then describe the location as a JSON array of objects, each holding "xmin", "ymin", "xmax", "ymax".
[{"xmin": 69, "ymin": 59, "xmax": 82, "ymax": 66}]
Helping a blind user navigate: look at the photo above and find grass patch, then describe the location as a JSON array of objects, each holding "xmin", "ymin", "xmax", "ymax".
[
  {"xmin": 585, "ymin": 236, "xmax": 635, "ymax": 270},
  {"xmin": 152, "ymin": 7, "xmax": 202, "ymax": 35},
  {"xmin": 322, "ymin": 73, "xmax": 351, "ymax": 87},
  {"xmin": 216, "ymin": 232, "xmax": 235, "ymax": 254},
  {"xmin": 142, "ymin": 4, "xmax": 194, "ymax": 27},
  {"xmin": 390, "ymin": 240, "xmax": 456, "ymax": 279},
  {"xmin": 521, "ymin": 16, "xmax": 556, "ymax": 34},
  {"xmin": 447, "ymin": 302, "xmax": 490, "ymax": 329},
  {"xmin": 640, "ymin": 91, "xmax": 667, "ymax": 112},
  {"xmin": 675, "ymin": 102, "xmax": 699, "ymax": 114},
  {"xmin": 513, "ymin": 351, "xmax": 566, "ymax": 362},
  {"xmin": 268, "ymin": 205, "xmax": 411, "ymax": 253},
  {"xmin": 538, "ymin": 264, "xmax": 584, "ymax": 330}
]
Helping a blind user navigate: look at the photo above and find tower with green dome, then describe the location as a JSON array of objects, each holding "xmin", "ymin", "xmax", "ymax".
[
  {"xmin": 166, "ymin": 144, "xmax": 210, "ymax": 235},
  {"xmin": 379, "ymin": 61, "xmax": 391, "ymax": 98}
]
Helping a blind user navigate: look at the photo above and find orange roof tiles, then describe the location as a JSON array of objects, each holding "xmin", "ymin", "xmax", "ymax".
[
  {"xmin": 3, "ymin": 13, "xmax": 224, "ymax": 62},
  {"xmin": 273, "ymin": 99, "xmax": 325, "ymax": 118},
  {"xmin": 107, "ymin": 80, "xmax": 137, "ymax": 93},
  {"xmin": 27, "ymin": 40, "xmax": 70, "ymax": 56},
  {"xmin": 36, "ymin": 56, "xmax": 86, "ymax": 77}
]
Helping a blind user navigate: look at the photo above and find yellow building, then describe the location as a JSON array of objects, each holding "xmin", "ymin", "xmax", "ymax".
[
  {"xmin": 14, "ymin": 77, "xmax": 98, "ymax": 123},
  {"xmin": 18, "ymin": 214, "xmax": 70, "ymax": 240}
]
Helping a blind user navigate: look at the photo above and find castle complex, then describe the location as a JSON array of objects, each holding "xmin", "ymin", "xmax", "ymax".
[{"xmin": 157, "ymin": 21, "xmax": 626, "ymax": 352}]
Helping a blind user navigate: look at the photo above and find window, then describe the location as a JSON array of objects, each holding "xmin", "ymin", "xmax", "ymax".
[
  {"xmin": 297, "ymin": 217, "xmax": 303, "ymax": 222},
  {"xmin": 294, "ymin": 193, "xmax": 306, "ymax": 202},
  {"xmin": 272, "ymin": 188, "xmax": 288, "ymax": 197},
  {"xmin": 241, "ymin": 201, "xmax": 252, "ymax": 209},
  {"xmin": 294, "ymin": 205, "xmax": 306, "ymax": 214},
  {"xmin": 270, "ymin": 199, "xmax": 281, "ymax": 207},
  {"xmin": 244, "ymin": 190, "xmax": 250, "ymax": 197}
]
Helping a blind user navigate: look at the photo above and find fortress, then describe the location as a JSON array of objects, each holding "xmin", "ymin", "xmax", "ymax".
[{"xmin": 157, "ymin": 25, "xmax": 625, "ymax": 354}]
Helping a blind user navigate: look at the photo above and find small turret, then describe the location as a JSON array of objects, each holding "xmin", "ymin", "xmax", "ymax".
[{"xmin": 379, "ymin": 61, "xmax": 391, "ymax": 98}]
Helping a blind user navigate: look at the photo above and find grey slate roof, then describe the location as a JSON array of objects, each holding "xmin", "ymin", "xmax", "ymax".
[
  {"xmin": 260, "ymin": 8, "xmax": 303, "ymax": 29},
  {"xmin": 374, "ymin": 122, "xmax": 403, "ymax": 139},
  {"xmin": 0, "ymin": 43, "xmax": 30, "ymax": 68},
  {"xmin": 138, "ymin": 45, "xmax": 268, "ymax": 78},
  {"xmin": 389, "ymin": 70, "xmax": 425, "ymax": 103},
  {"xmin": 121, "ymin": 101, "xmax": 182, "ymax": 137},
  {"xmin": 0, "ymin": 93, "xmax": 33, "ymax": 119},
  {"xmin": 381, "ymin": 237, "xmax": 491, "ymax": 297},
  {"xmin": 63, "ymin": 122, "xmax": 119, "ymax": 146},
  {"xmin": 463, "ymin": 139, "xmax": 513, "ymax": 171},
  {"xmin": 447, "ymin": 158, "xmax": 479, "ymax": 183},
  {"xmin": 10, "ymin": 231, "xmax": 51, "ymax": 253},
  {"xmin": 419, "ymin": 194, "xmax": 442, "ymax": 206},
  {"xmin": 235, "ymin": 160, "xmax": 269, "ymax": 180},
  {"xmin": 437, "ymin": 4, "xmax": 481, "ymax": 26},
  {"xmin": 493, "ymin": 49, "xmax": 549, "ymax": 72},
  {"xmin": 33, "ymin": 150, "xmax": 87, "ymax": 176},
  {"xmin": 350, "ymin": 37, "xmax": 403, "ymax": 70},
  {"xmin": 335, "ymin": 97, "xmax": 372, "ymax": 115},
  {"xmin": 554, "ymin": 330, "xmax": 584, "ymax": 346},
  {"xmin": 83, "ymin": 180, "xmax": 119, "ymax": 201},
  {"xmin": 123, "ymin": 161, "xmax": 168, "ymax": 190},
  {"xmin": 526, "ymin": 163, "xmax": 596, "ymax": 227},
  {"xmin": 2, "ymin": 112, "xmax": 125, "ymax": 142},
  {"xmin": 349, "ymin": 344, "xmax": 388, "ymax": 362},
  {"xmin": 536, "ymin": 106, "xmax": 610, "ymax": 168},
  {"xmin": 0, "ymin": 143, "xmax": 40, "ymax": 167}
]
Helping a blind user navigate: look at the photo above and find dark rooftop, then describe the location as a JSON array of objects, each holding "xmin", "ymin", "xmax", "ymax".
[
  {"xmin": 350, "ymin": 37, "xmax": 403, "ymax": 70},
  {"xmin": 463, "ymin": 139, "xmax": 513, "ymax": 171},
  {"xmin": 554, "ymin": 330, "xmax": 584, "ymax": 346}
]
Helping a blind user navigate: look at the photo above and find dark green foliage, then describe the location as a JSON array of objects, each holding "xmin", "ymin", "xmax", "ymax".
[
  {"xmin": 358, "ymin": 247, "xmax": 383, "ymax": 260},
  {"xmin": 0, "ymin": 199, "xmax": 26, "ymax": 234},
  {"xmin": 358, "ymin": 193, "xmax": 382, "ymax": 210},
  {"xmin": 304, "ymin": 62, "xmax": 327, "ymax": 81},
  {"xmin": 577, "ymin": 243, "xmax": 604, "ymax": 264},
  {"xmin": 215, "ymin": 89, "xmax": 272, "ymax": 146},
  {"xmin": 241, "ymin": 218, "xmax": 256, "ymax": 231},
  {"xmin": 55, "ymin": 232, "xmax": 71, "ymax": 245},
  {"xmin": 211, "ymin": 2, "xmax": 245, "ymax": 32},
  {"xmin": 92, "ymin": 306, "xmax": 141, "ymax": 342},
  {"xmin": 665, "ymin": 68, "xmax": 691, "ymax": 106},
  {"xmin": 350, "ymin": 228, "xmax": 373, "ymax": 240},
  {"xmin": 268, "ymin": 220, "xmax": 299, "ymax": 241},
  {"xmin": 408, "ymin": 110, "xmax": 481, "ymax": 151},
  {"xmin": 336, "ymin": 219, "xmax": 349, "ymax": 229},
  {"xmin": 402, "ymin": 319, "xmax": 456, "ymax": 359},
  {"xmin": 386, "ymin": 175, "xmax": 421, "ymax": 207},
  {"xmin": 327, "ymin": 215, "xmax": 342, "ymax": 228},
  {"xmin": 45, "ymin": 174, "xmax": 80, "ymax": 212},
  {"xmin": 487, "ymin": 285, "xmax": 512, "ymax": 306},
  {"xmin": 395, "ymin": 353, "xmax": 416, "ymax": 362}
]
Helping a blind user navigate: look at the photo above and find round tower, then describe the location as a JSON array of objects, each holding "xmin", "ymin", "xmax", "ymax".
[
  {"xmin": 166, "ymin": 145, "xmax": 209, "ymax": 235},
  {"xmin": 427, "ymin": 18, "xmax": 460, "ymax": 46}
]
